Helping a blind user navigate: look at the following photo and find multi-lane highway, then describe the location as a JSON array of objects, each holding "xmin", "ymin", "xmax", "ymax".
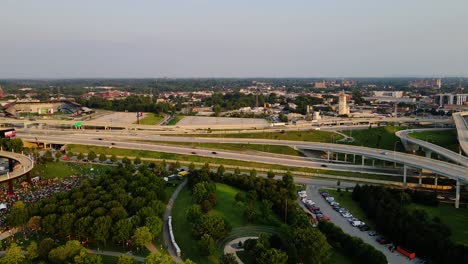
[
  {"xmin": 453, "ymin": 112, "xmax": 468, "ymax": 155},
  {"xmin": 396, "ymin": 128, "xmax": 468, "ymax": 166}
]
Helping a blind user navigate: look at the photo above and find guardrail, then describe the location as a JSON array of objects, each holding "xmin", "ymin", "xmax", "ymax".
[{"xmin": 167, "ymin": 216, "xmax": 181, "ymax": 257}]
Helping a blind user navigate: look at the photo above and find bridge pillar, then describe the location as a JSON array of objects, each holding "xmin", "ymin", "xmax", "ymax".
[
  {"xmin": 455, "ymin": 179, "xmax": 460, "ymax": 209},
  {"xmin": 425, "ymin": 150, "xmax": 432, "ymax": 158},
  {"xmin": 8, "ymin": 159, "xmax": 14, "ymax": 172},
  {"xmin": 344, "ymin": 154, "xmax": 348, "ymax": 162},
  {"xmin": 434, "ymin": 174, "xmax": 438, "ymax": 189},
  {"xmin": 353, "ymin": 154, "xmax": 356, "ymax": 164},
  {"xmin": 418, "ymin": 174, "xmax": 422, "ymax": 186},
  {"xmin": 403, "ymin": 165, "xmax": 407, "ymax": 188},
  {"xmin": 327, "ymin": 151, "xmax": 330, "ymax": 161},
  {"xmin": 372, "ymin": 160, "xmax": 375, "ymax": 167},
  {"xmin": 335, "ymin": 153, "xmax": 339, "ymax": 161},
  {"xmin": 361, "ymin": 156, "xmax": 365, "ymax": 166},
  {"xmin": 8, "ymin": 180, "xmax": 14, "ymax": 195}
]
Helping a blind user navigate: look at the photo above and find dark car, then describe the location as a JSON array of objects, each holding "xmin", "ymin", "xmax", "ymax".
[
  {"xmin": 376, "ymin": 237, "xmax": 388, "ymax": 244},
  {"xmin": 98, "ymin": 138, "xmax": 103, "ymax": 140},
  {"xmin": 321, "ymin": 164, "xmax": 327, "ymax": 168},
  {"xmin": 212, "ymin": 151, "xmax": 217, "ymax": 154},
  {"xmin": 191, "ymin": 152, "xmax": 196, "ymax": 154},
  {"xmin": 111, "ymin": 142, "xmax": 116, "ymax": 145},
  {"xmin": 359, "ymin": 225, "xmax": 370, "ymax": 231}
]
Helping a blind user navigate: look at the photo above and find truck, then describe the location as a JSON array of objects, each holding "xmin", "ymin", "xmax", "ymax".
[
  {"xmin": 0, "ymin": 128, "xmax": 16, "ymax": 138},
  {"xmin": 397, "ymin": 246, "xmax": 416, "ymax": 259}
]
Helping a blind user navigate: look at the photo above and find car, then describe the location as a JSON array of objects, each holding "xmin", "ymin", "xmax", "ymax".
[
  {"xmin": 359, "ymin": 225, "xmax": 370, "ymax": 231},
  {"xmin": 368, "ymin": 231, "xmax": 378, "ymax": 236},
  {"xmin": 111, "ymin": 142, "xmax": 116, "ymax": 145},
  {"xmin": 321, "ymin": 164, "xmax": 328, "ymax": 168},
  {"xmin": 376, "ymin": 237, "xmax": 388, "ymax": 244},
  {"xmin": 342, "ymin": 213, "xmax": 353, "ymax": 218},
  {"xmin": 212, "ymin": 151, "xmax": 217, "ymax": 154},
  {"xmin": 436, "ymin": 195, "xmax": 445, "ymax": 200},
  {"xmin": 98, "ymin": 138, "xmax": 103, "ymax": 140},
  {"xmin": 191, "ymin": 152, "xmax": 196, "ymax": 154},
  {"xmin": 381, "ymin": 151, "xmax": 388, "ymax": 155}
]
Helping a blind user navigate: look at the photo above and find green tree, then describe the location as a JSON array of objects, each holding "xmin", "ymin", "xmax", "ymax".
[
  {"xmin": 27, "ymin": 215, "xmax": 42, "ymax": 233},
  {"xmin": 188, "ymin": 162, "xmax": 195, "ymax": 171},
  {"xmin": 87, "ymin": 151, "xmax": 97, "ymax": 161},
  {"xmin": 234, "ymin": 167, "xmax": 241, "ymax": 175},
  {"xmin": 217, "ymin": 165, "xmax": 225, "ymax": 176},
  {"xmin": 132, "ymin": 227, "xmax": 153, "ymax": 247},
  {"xmin": 118, "ymin": 254, "xmax": 136, "ymax": 264},
  {"xmin": 6, "ymin": 201, "xmax": 28, "ymax": 227},
  {"xmin": 267, "ymin": 170, "xmax": 275, "ymax": 179},
  {"xmin": 99, "ymin": 153, "xmax": 107, "ymax": 162},
  {"xmin": 249, "ymin": 169, "xmax": 257, "ymax": 178},
  {"xmin": 55, "ymin": 151, "xmax": 62, "ymax": 160},
  {"xmin": 220, "ymin": 253, "xmax": 237, "ymax": 264},
  {"xmin": 67, "ymin": 151, "xmax": 74, "ymax": 157},
  {"xmin": 78, "ymin": 152, "xmax": 84, "ymax": 160},
  {"xmin": 257, "ymin": 248, "xmax": 288, "ymax": 264},
  {"xmin": 48, "ymin": 240, "xmax": 83, "ymax": 264},
  {"xmin": 145, "ymin": 216, "xmax": 163, "ymax": 238},
  {"xmin": 93, "ymin": 216, "xmax": 112, "ymax": 245},
  {"xmin": 292, "ymin": 226, "xmax": 332, "ymax": 264},
  {"xmin": 0, "ymin": 243, "xmax": 25, "ymax": 264},
  {"xmin": 198, "ymin": 234, "xmax": 215, "ymax": 256},
  {"xmin": 122, "ymin": 156, "xmax": 131, "ymax": 165},
  {"xmin": 38, "ymin": 238, "xmax": 55, "ymax": 259},
  {"xmin": 144, "ymin": 252, "xmax": 174, "ymax": 264},
  {"xmin": 186, "ymin": 205, "xmax": 202, "ymax": 223},
  {"xmin": 134, "ymin": 156, "xmax": 142, "ymax": 165},
  {"xmin": 25, "ymin": 242, "xmax": 39, "ymax": 262},
  {"xmin": 112, "ymin": 219, "xmax": 133, "ymax": 245},
  {"xmin": 110, "ymin": 154, "xmax": 118, "ymax": 162}
]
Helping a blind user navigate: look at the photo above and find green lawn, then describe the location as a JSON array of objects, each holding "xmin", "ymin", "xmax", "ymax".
[
  {"xmin": 134, "ymin": 141, "xmax": 302, "ymax": 156},
  {"xmin": 321, "ymin": 189, "xmax": 375, "ymax": 229},
  {"xmin": 406, "ymin": 203, "xmax": 468, "ymax": 246},
  {"xmin": 67, "ymin": 144, "xmax": 401, "ymax": 182},
  {"xmin": 167, "ymin": 115, "xmax": 184, "ymax": 125},
  {"xmin": 409, "ymin": 129, "xmax": 459, "ymax": 152},
  {"xmin": 30, "ymin": 162, "xmax": 109, "ymax": 179},
  {"xmin": 210, "ymin": 183, "xmax": 248, "ymax": 228},
  {"xmin": 169, "ymin": 130, "xmax": 343, "ymax": 143},
  {"xmin": 340, "ymin": 126, "xmax": 411, "ymax": 151},
  {"xmin": 137, "ymin": 113, "xmax": 164, "ymax": 125}
]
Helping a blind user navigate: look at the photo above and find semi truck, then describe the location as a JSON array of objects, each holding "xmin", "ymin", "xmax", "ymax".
[{"xmin": 0, "ymin": 128, "xmax": 16, "ymax": 138}]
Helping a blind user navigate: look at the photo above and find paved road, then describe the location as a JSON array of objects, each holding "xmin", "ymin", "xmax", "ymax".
[
  {"xmin": 453, "ymin": 112, "xmax": 468, "ymax": 156},
  {"xmin": 306, "ymin": 185, "xmax": 413, "ymax": 264},
  {"xmin": 396, "ymin": 128, "xmax": 468, "ymax": 166},
  {"xmin": 0, "ymin": 151, "xmax": 34, "ymax": 183},
  {"xmin": 163, "ymin": 180, "xmax": 186, "ymax": 263}
]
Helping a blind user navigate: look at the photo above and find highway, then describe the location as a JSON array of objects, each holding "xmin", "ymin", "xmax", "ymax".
[
  {"xmin": 0, "ymin": 151, "xmax": 34, "ymax": 183},
  {"xmin": 453, "ymin": 112, "xmax": 468, "ymax": 156},
  {"xmin": 16, "ymin": 132, "xmax": 468, "ymax": 183},
  {"xmin": 396, "ymin": 128, "xmax": 468, "ymax": 166}
]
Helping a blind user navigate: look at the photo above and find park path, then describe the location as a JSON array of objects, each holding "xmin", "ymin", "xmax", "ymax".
[
  {"xmin": 163, "ymin": 179, "xmax": 187, "ymax": 263},
  {"xmin": 86, "ymin": 249, "xmax": 145, "ymax": 262},
  {"xmin": 223, "ymin": 236, "xmax": 258, "ymax": 264}
]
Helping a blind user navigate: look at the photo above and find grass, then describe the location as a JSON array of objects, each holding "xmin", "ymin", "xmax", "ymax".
[
  {"xmin": 66, "ymin": 144, "xmax": 401, "ymax": 182},
  {"xmin": 137, "ymin": 113, "xmax": 164, "ymax": 125},
  {"xmin": 168, "ymin": 130, "xmax": 343, "ymax": 143},
  {"xmin": 321, "ymin": 188, "xmax": 375, "ymax": 229},
  {"xmin": 329, "ymin": 250, "xmax": 353, "ymax": 264},
  {"xmin": 340, "ymin": 126, "xmax": 411, "ymax": 151},
  {"xmin": 406, "ymin": 203, "xmax": 468, "ymax": 246},
  {"xmin": 30, "ymin": 161, "xmax": 109, "ymax": 179},
  {"xmin": 211, "ymin": 183, "xmax": 248, "ymax": 228},
  {"xmin": 100, "ymin": 255, "xmax": 120, "ymax": 264},
  {"xmin": 167, "ymin": 115, "xmax": 184, "ymax": 125},
  {"xmin": 409, "ymin": 129, "xmax": 459, "ymax": 152},
  {"xmin": 134, "ymin": 141, "xmax": 303, "ymax": 156}
]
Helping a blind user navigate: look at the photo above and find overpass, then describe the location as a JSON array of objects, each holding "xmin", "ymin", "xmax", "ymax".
[
  {"xmin": 453, "ymin": 112, "xmax": 468, "ymax": 156},
  {"xmin": 396, "ymin": 128, "xmax": 468, "ymax": 166},
  {"xmin": 0, "ymin": 116, "xmax": 453, "ymax": 132},
  {"xmin": 17, "ymin": 132, "xmax": 467, "ymax": 207},
  {"xmin": 0, "ymin": 150, "xmax": 35, "ymax": 194}
]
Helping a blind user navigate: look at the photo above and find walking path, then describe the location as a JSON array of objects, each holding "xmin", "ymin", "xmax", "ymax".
[
  {"xmin": 223, "ymin": 236, "xmax": 258, "ymax": 264},
  {"xmin": 163, "ymin": 179, "xmax": 187, "ymax": 263},
  {"xmin": 86, "ymin": 249, "xmax": 145, "ymax": 262}
]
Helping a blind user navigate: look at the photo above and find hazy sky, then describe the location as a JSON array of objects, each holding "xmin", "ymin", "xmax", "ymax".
[{"xmin": 1, "ymin": 0, "xmax": 467, "ymax": 78}]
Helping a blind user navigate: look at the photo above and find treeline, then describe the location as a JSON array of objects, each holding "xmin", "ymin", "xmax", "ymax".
[
  {"xmin": 352, "ymin": 185, "xmax": 468, "ymax": 263},
  {"xmin": 5, "ymin": 163, "xmax": 170, "ymax": 263},
  {"xmin": 76, "ymin": 96, "xmax": 178, "ymax": 113},
  {"xmin": 318, "ymin": 221, "xmax": 387, "ymax": 264},
  {"xmin": 242, "ymin": 234, "xmax": 288, "ymax": 264},
  {"xmin": 189, "ymin": 166, "xmax": 332, "ymax": 264},
  {"xmin": 0, "ymin": 138, "xmax": 23, "ymax": 152}
]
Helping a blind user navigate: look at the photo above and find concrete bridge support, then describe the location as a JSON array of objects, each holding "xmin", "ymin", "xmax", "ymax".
[
  {"xmin": 456, "ymin": 179, "xmax": 460, "ymax": 209},
  {"xmin": 425, "ymin": 150, "xmax": 432, "ymax": 159},
  {"xmin": 403, "ymin": 165, "xmax": 407, "ymax": 188},
  {"xmin": 362, "ymin": 156, "xmax": 365, "ymax": 166}
]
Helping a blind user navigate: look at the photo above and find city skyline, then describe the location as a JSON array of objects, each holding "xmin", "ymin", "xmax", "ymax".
[{"xmin": 1, "ymin": 0, "xmax": 467, "ymax": 78}]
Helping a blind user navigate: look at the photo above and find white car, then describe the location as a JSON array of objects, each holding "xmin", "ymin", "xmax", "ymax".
[{"xmin": 342, "ymin": 213, "xmax": 353, "ymax": 218}]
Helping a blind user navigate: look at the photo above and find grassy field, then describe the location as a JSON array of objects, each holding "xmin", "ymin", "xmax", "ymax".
[
  {"xmin": 409, "ymin": 129, "xmax": 459, "ymax": 152},
  {"xmin": 169, "ymin": 130, "xmax": 343, "ymax": 142},
  {"xmin": 406, "ymin": 203, "xmax": 468, "ymax": 246},
  {"xmin": 211, "ymin": 183, "xmax": 249, "ymax": 228},
  {"xmin": 67, "ymin": 144, "xmax": 402, "ymax": 182},
  {"xmin": 30, "ymin": 162, "xmax": 109, "ymax": 179},
  {"xmin": 321, "ymin": 189, "xmax": 375, "ymax": 229},
  {"xmin": 135, "ymin": 141, "xmax": 302, "ymax": 156},
  {"xmin": 340, "ymin": 126, "xmax": 411, "ymax": 151},
  {"xmin": 167, "ymin": 115, "xmax": 184, "ymax": 125},
  {"xmin": 137, "ymin": 113, "xmax": 164, "ymax": 125}
]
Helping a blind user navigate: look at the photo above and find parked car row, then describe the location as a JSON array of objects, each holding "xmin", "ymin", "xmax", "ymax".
[
  {"xmin": 320, "ymin": 191, "xmax": 370, "ymax": 231},
  {"xmin": 298, "ymin": 190, "xmax": 330, "ymax": 222}
]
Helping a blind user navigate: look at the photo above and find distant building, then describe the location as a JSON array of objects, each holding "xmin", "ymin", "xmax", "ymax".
[
  {"xmin": 314, "ymin": 81, "xmax": 327, "ymax": 89},
  {"xmin": 338, "ymin": 91, "xmax": 350, "ymax": 115},
  {"xmin": 1, "ymin": 100, "xmax": 92, "ymax": 117},
  {"xmin": 372, "ymin": 91, "xmax": 404, "ymax": 98}
]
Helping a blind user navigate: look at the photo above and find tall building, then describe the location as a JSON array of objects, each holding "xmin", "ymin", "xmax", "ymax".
[{"xmin": 338, "ymin": 91, "xmax": 350, "ymax": 115}]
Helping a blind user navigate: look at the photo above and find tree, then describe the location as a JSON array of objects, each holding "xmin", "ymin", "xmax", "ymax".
[
  {"xmin": 134, "ymin": 156, "xmax": 142, "ymax": 165},
  {"xmin": 0, "ymin": 243, "xmax": 25, "ymax": 264},
  {"xmin": 267, "ymin": 170, "xmax": 275, "ymax": 179},
  {"xmin": 145, "ymin": 216, "xmax": 163, "ymax": 238},
  {"xmin": 122, "ymin": 156, "xmax": 131, "ymax": 165},
  {"xmin": 118, "ymin": 254, "xmax": 136, "ymax": 264},
  {"xmin": 192, "ymin": 215, "xmax": 231, "ymax": 240},
  {"xmin": 234, "ymin": 167, "xmax": 241, "ymax": 175},
  {"xmin": 87, "ymin": 151, "xmax": 97, "ymax": 161},
  {"xmin": 257, "ymin": 248, "xmax": 288, "ymax": 264},
  {"xmin": 7, "ymin": 201, "xmax": 28, "ymax": 227},
  {"xmin": 67, "ymin": 151, "xmax": 74, "ymax": 157},
  {"xmin": 27, "ymin": 215, "xmax": 42, "ymax": 233},
  {"xmin": 25, "ymin": 242, "xmax": 39, "ymax": 262},
  {"xmin": 186, "ymin": 205, "xmax": 202, "ymax": 223},
  {"xmin": 132, "ymin": 227, "xmax": 153, "ymax": 247},
  {"xmin": 78, "ymin": 152, "xmax": 84, "ymax": 160},
  {"xmin": 144, "ymin": 252, "xmax": 175, "ymax": 264},
  {"xmin": 291, "ymin": 226, "xmax": 331, "ymax": 264},
  {"xmin": 44, "ymin": 150, "xmax": 54, "ymax": 162},
  {"xmin": 220, "ymin": 253, "xmax": 237, "ymax": 264},
  {"xmin": 99, "ymin": 153, "xmax": 107, "ymax": 162},
  {"xmin": 250, "ymin": 169, "xmax": 257, "ymax": 178},
  {"xmin": 217, "ymin": 165, "xmax": 225, "ymax": 176},
  {"xmin": 188, "ymin": 162, "xmax": 195, "ymax": 172},
  {"xmin": 55, "ymin": 151, "xmax": 62, "ymax": 160},
  {"xmin": 38, "ymin": 238, "xmax": 55, "ymax": 259},
  {"xmin": 93, "ymin": 216, "xmax": 112, "ymax": 245},
  {"xmin": 48, "ymin": 240, "xmax": 84, "ymax": 264},
  {"xmin": 198, "ymin": 234, "xmax": 215, "ymax": 256},
  {"xmin": 110, "ymin": 154, "xmax": 118, "ymax": 162},
  {"xmin": 112, "ymin": 219, "xmax": 133, "ymax": 245}
]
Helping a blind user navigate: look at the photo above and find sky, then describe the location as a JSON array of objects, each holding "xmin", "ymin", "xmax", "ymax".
[{"xmin": 0, "ymin": 0, "xmax": 467, "ymax": 78}]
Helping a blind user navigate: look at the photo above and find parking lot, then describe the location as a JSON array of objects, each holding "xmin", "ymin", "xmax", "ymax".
[{"xmin": 305, "ymin": 185, "xmax": 415, "ymax": 264}]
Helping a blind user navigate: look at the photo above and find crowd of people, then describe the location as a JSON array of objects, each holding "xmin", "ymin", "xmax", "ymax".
[{"xmin": 0, "ymin": 176, "xmax": 82, "ymax": 233}]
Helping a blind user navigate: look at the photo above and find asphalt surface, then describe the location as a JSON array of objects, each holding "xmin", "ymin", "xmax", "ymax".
[
  {"xmin": 0, "ymin": 151, "xmax": 34, "ymax": 183},
  {"xmin": 306, "ymin": 185, "xmax": 414, "ymax": 264},
  {"xmin": 453, "ymin": 112, "xmax": 468, "ymax": 156}
]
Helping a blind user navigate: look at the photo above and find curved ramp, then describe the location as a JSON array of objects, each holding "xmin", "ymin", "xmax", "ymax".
[
  {"xmin": 453, "ymin": 112, "xmax": 468, "ymax": 156},
  {"xmin": 0, "ymin": 151, "xmax": 34, "ymax": 183}
]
